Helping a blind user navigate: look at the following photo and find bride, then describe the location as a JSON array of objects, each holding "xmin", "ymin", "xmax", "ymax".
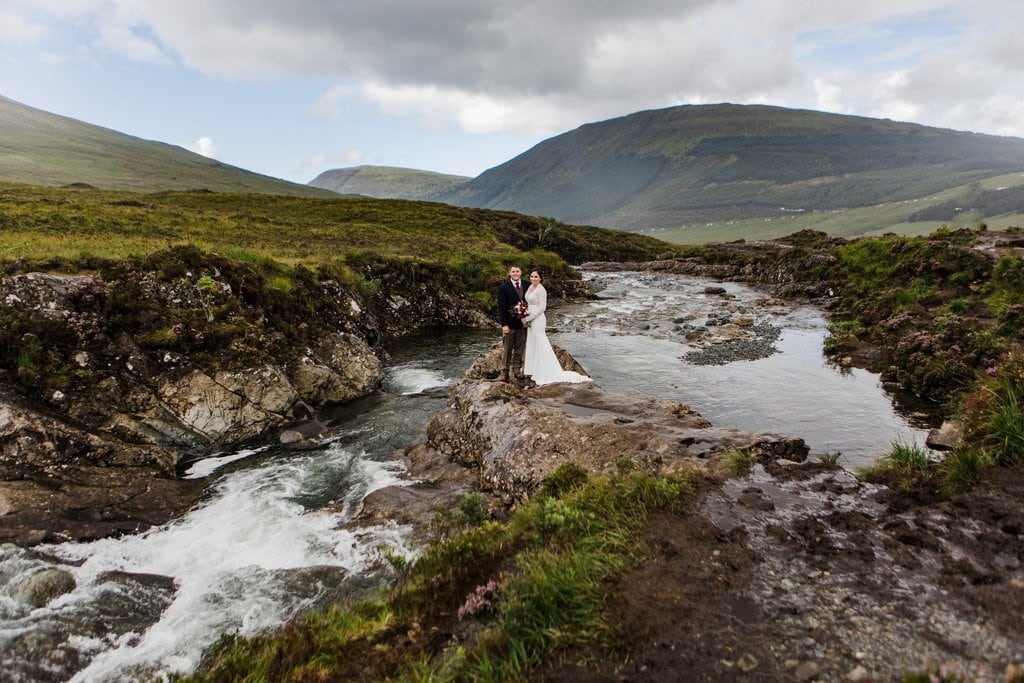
[{"xmin": 521, "ymin": 270, "xmax": 592, "ymax": 386}]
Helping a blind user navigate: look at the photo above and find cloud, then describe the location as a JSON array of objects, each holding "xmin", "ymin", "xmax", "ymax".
[
  {"xmin": 16, "ymin": 0, "xmax": 1024, "ymax": 139},
  {"xmin": 0, "ymin": 9, "xmax": 48, "ymax": 44},
  {"xmin": 307, "ymin": 85, "xmax": 352, "ymax": 123},
  {"xmin": 186, "ymin": 136, "xmax": 221, "ymax": 159}
]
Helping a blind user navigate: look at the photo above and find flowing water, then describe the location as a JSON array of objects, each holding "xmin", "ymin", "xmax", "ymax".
[{"xmin": 0, "ymin": 271, "xmax": 932, "ymax": 681}]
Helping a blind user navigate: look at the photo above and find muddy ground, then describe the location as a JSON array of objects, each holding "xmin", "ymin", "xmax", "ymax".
[{"xmin": 542, "ymin": 462, "xmax": 1024, "ymax": 682}]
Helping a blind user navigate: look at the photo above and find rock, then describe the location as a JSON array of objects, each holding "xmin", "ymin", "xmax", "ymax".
[
  {"xmin": 289, "ymin": 333, "xmax": 383, "ymax": 406},
  {"xmin": 794, "ymin": 662, "xmax": 820, "ymax": 680},
  {"xmin": 736, "ymin": 653, "xmax": 758, "ymax": 672},
  {"xmin": 0, "ymin": 388, "xmax": 204, "ymax": 544},
  {"xmin": 0, "ymin": 388, "xmax": 176, "ymax": 473},
  {"xmin": 427, "ymin": 366, "xmax": 807, "ymax": 503},
  {"xmin": 11, "ymin": 567, "xmax": 77, "ymax": 607},
  {"xmin": 278, "ymin": 420, "xmax": 328, "ymax": 445},
  {"xmin": 738, "ymin": 487, "xmax": 775, "ymax": 511},
  {"xmin": 926, "ymin": 419, "xmax": 964, "ymax": 452},
  {"xmin": 279, "ymin": 429, "xmax": 304, "ymax": 444},
  {"xmin": 705, "ymin": 286, "xmax": 728, "ymax": 295},
  {"xmin": 463, "ymin": 342, "xmax": 588, "ymax": 381},
  {"xmin": 847, "ymin": 665, "xmax": 869, "ymax": 681}
]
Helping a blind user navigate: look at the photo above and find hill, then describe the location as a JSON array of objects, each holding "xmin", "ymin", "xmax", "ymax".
[
  {"xmin": 0, "ymin": 95, "xmax": 332, "ymax": 196},
  {"xmin": 432, "ymin": 104, "xmax": 1024, "ymax": 237},
  {"xmin": 308, "ymin": 165, "xmax": 470, "ymax": 199}
]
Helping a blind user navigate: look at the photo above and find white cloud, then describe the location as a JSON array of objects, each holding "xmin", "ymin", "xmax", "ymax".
[
  {"xmin": 813, "ymin": 79, "xmax": 845, "ymax": 114},
  {"xmin": 0, "ymin": 9, "xmax": 48, "ymax": 43},
  {"xmin": 186, "ymin": 136, "xmax": 221, "ymax": 159},
  {"xmin": 96, "ymin": 21, "xmax": 166, "ymax": 63},
  {"xmin": 307, "ymin": 85, "xmax": 352, "ymax": 123}
]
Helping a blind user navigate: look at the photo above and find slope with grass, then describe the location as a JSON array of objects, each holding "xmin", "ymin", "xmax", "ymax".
[
  {"xmin": 308, "ymin": 165, "xmax": 470, "ymax": 199},
  {"xmin": 434, "ymin": 103, "xmax": 1024, "ymax": 236},
  {"xmin": 0, "ymin": 95, "xmax": 332, "ymax": 196},
  {"xmin": 0, "ymin": 182, "xmax": 675, "ymax": 269}
]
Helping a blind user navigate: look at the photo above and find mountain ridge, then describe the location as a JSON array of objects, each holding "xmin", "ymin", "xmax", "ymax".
[{"xmin": 430, "ymin": 103, "xmax": 1024, "ymax": 233}]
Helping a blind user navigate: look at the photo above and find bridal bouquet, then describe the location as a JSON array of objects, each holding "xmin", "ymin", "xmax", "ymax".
[{"xmin": 511, "ymin": 301, "xmax": 529, "ymax": 320}]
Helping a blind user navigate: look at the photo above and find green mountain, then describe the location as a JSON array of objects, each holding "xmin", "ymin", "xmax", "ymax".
[
  {"xmin": 432, "ymin": 104, "xmax": 1024, "ymax": 236},
  {"xmin": 0, "ymin": 95, "xmax": 332, "ymax": 196},
  {"xmin": 308, "ymin": 165, "xmax": 470, "ymax": 199}
]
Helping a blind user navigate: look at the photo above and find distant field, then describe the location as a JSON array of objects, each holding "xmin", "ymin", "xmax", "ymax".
[
  {"xmin": 0, "ymin": 183, "xmax": 519, "ymax": 264},
  {"xmin": 0, "ymin": 182, "xmax": 675, "ymax": 279},
  {"xmin": 641, "ymin": 171, "xmax": 1024, "ymax": 244}
]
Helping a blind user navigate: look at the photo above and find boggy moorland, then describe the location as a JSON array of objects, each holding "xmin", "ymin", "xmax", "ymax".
[{"xmin": 1, "ymin": 184, "xmax": 1023, "ymax": 680}]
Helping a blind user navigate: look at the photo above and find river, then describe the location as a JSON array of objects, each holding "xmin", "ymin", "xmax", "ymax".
[{"xmin": 0, "ymin": 271, "xmax": 931, "ymax": 682}]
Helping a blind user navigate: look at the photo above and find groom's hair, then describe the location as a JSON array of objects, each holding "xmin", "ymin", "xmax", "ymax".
[{"xmin": 507, "ymin": 263, "xmax": 521, "ymax": 272}]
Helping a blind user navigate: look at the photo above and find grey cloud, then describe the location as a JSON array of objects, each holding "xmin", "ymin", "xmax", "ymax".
[{"xmin": 135, "ymin": 0, "xmax": 721, "ymax": 92}]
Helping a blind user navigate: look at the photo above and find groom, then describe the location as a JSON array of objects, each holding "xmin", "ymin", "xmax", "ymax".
[{"xmin": 497, "ymin": 264, "xmax": 527, "ymax": 382}]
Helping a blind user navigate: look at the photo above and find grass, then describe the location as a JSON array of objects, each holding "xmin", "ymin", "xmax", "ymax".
[
  {"xmin": 0, "ymin": 182, "xmax": 674, "ymax": 274},
  {"xmin": 858, "ymin": 441, "xmax": 932, "ymax": 489},
  {"xmin": 962, "ymin": 352, "xmax": 1024, "ymax": 467},
  {"xmin": 721, "ymin": 449, "xmax": 758, "ymax": 476},
  {"xmin": 190, "ymin": 468, "xmax": 699, "ymax": 682}
]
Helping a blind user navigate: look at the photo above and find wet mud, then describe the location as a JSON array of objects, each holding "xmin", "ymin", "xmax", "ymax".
[{"xmin": 543, "ymin": 463, "xmax": 1024, "ymax": 681}]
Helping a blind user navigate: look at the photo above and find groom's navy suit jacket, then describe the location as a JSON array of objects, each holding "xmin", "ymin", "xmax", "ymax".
[{"xmin": 498, "ymin": 278, "xmax": 527, "ymax": 329}]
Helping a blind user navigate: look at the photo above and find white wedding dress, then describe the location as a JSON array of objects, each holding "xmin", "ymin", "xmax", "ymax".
[{"xmin": 522, "ymin": 284, "xmax": 592, "ymax": 386}]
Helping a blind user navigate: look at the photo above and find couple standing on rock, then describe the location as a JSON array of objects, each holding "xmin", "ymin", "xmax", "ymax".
[{"xmin": 497, "ymin": 264, "xmax": 591, "ymax": 386}]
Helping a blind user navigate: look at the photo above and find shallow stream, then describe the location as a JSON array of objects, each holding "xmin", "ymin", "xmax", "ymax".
[{"xmin": 0, "ymin": 271, "xmax": 932, "ymax": 681}]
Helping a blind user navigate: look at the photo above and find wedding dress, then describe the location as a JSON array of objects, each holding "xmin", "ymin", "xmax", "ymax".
[{"xmin": 522, "ymin": 284, "xmax": 592, "ymax": 386}]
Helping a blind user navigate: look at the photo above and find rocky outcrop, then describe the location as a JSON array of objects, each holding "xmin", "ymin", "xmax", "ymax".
[
  {"xmin": 0, "ymin": 388, "xmax": 203, "ymax": 545},
  {"xmin": 289, "ymin": 333, "xmax": 383, "ymax": 406},
  {"xmin": 427, "ymin": 379, "xmax": 807, "ymax": 504},
  {"xmin": 363, "ymin": 348, "xmax": 807, "ymax": 520}
]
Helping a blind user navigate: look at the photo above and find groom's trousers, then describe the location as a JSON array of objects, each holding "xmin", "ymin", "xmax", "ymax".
[{"xmin": 502, "ymin": 327, "xmax": 527, "ymax": 373}]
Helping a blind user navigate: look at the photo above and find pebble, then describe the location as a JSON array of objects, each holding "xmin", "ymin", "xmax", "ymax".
[
  {"xmin": 795, "ymin": 662, "xmax": 820, "ymax": 680},
  {"xmin": 847, "ymin": 665, "xmax": 869, "ymax": 680},
  {"xmin": 737, "ymin": 654, "xmax": 758, "ymax": 672}
]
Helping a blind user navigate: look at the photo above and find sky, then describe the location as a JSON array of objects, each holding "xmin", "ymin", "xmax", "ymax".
[{"xmin": 2, "ymin": 0, "xmax": 1023, "ymax": 185}]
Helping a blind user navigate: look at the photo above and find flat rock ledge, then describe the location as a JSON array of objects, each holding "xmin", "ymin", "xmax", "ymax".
[{"xmin": 362, "ymin": 347, "xmax": 808, "ymax": 525}]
